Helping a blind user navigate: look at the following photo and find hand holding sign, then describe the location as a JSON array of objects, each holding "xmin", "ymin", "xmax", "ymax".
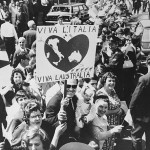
[{"xmin": 58, "ymin": 97, "xmax": 70, "ymax": 124}]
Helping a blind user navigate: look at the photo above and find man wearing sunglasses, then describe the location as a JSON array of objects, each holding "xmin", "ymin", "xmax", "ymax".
[{"xmin": 45, "ymin": 79, "xmax": 79, "ymax": 148}]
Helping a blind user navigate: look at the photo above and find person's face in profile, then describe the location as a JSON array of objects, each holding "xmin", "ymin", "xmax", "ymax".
[{"xmin": 89, "ymin": 80, "xmax": 97, "ymax": 90}]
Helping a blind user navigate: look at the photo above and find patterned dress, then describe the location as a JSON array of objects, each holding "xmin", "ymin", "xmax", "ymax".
[{"xmin": 96, "ymin": 87, "xmax": 121, "ymax": 150}]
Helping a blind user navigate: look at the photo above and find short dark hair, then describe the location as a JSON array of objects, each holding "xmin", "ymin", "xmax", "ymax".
[
  {"xmin": 15, "ymin": 90, "xmax": 28, "ymax": 102},
  {"xmin": 11, "ymin": 68, "xmax": 26, "ymax": 85},
  {"xmin": 100, "ymin": 72, "xmax": 117, "ymax": 87},
  {"xmin": 90, "ymin": 75, "xmax": 99, "ymax": 82}
]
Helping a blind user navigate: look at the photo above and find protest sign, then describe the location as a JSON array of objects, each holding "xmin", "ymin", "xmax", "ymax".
[{"xmin": 36, "ymin": 25, "xmax": 98, "ymax": 83}]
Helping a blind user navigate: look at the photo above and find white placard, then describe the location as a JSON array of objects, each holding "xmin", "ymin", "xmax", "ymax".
[{"xmin": 36, "ymin": 25, "xmax": 98, "ymax": 83}]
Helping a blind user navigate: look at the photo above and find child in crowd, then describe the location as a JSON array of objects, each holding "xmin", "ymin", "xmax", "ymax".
[{"xmin": 76, "ymin": 85, "xmax": 95, "ymax": 128}]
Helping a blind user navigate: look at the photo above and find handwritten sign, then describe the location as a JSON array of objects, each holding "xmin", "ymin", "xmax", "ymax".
[{"xmin": 36, "ymin": 25, "xmax": 98, "ymax": 83}]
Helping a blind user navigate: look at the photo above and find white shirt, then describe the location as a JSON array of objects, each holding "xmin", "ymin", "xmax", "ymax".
[{"xmin": 1, "ymin": 22, "xmax": 18, "ymax": 40}]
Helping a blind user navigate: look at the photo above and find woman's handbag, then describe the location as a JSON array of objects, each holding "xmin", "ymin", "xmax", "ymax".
[{"xmin": 123, "ymin": 55, "xmax": 133, "ymax": 68}]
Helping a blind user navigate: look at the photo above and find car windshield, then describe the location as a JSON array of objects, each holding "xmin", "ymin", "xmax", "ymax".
[
  {"xmin": 51, "ymin": 6, "xmax": 70, "ymax": 12},
  {"xmin": 142, "ymin": 28, "xmax": 150, "ymax": 42}
]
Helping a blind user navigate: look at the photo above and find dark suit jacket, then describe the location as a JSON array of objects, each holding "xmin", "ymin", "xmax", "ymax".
[
  {"xmin": 129, "ymin": 72, "xmax": 150, "ymax": 123},
  {"xmin": 23, "ymin": 29, "xmax": 36, "ymax": 49},
  {"xmin": 45, "ymin": 90, "xmax": 78, "ymax": 147},
  {"xmin": 45, "ymin": 90, "xmax": 78, "ymax": 130},
  {"xmin": 108, "ymin": 48, "xmax": 124, "ymax": 71}
]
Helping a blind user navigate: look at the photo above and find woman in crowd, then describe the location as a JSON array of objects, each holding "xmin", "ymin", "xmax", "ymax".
[
  {"xmin": 11, "ymin": 100, "xmax": 66, "ymax": 149},
  {"xmin": 21, "ymin": 125, "xmax": 66, "ymax": 150},
  {"xmin": 96, "ymin": 72, "xmax": 124, "ymax": 150},
  {"xmin": 1, "ymin": 68, "xmax": 26, "ymax": 106},
  {"xmin": 12, "ymin": 37, "xmax": 30, "ymax": 69},
  {"xmin": 87, "ymin": 94, "xmax": 123, "ymax": 150},
  {"xmin": 0, "ymin": 117, "xmax": 67, "ymax": 150}
]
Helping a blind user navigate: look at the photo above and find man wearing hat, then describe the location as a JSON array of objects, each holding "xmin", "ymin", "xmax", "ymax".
[
  {"xmin": 129, "ymin": 55, "xmax": 150, "ymax": 150},
  {"xmin": 23, "ymin": 20, "xmax": 36, "ymax": 49}
]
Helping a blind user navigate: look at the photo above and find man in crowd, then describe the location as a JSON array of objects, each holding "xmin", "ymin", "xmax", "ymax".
[
  {"xmin": 23, "ymin": 20, "xmax": 36, "ymax": 49},
  {"xmin": 1, "ymin": 14, "xmax": 18, "ymax": 66},
  {"xmin": 129, "ymin": 55, "xmax": 150, "ymax": 150},
  {"xmin": 15, "ymin": 51, "xmax": 30, "ymax": 76},
  {"xmin": 45, "ymin": 79, "xmax": 79, "ymax": 148},
  {"xmin": 12, "ymin": 37, "xmax": 29, "ymax": 68}
]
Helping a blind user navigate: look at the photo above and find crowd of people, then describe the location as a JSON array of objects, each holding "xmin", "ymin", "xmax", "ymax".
[{"xmin": 0, "ymin": 0, "xmax": 150, "ymax": 150}]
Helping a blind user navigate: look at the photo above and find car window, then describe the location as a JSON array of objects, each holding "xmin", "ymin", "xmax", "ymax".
[
  {"xmin": 73, "ymin": 6, "xmax": 79, "ymax": 13},
  {"xmin": 63, "ymin": 16, "xmax": 70, "ymax": 22},
  {"xmin": 51, "ymin": 6, "xmax": 70, "ymax": 12},
  {"xmin": 51, "ymin": 7, "xmax": 58, "ymax": 12}
]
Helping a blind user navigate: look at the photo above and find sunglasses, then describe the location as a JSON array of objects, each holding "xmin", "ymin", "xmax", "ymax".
[{"xmin": 67, "ymin": 85, "xmax": 77, "ymax": 89}]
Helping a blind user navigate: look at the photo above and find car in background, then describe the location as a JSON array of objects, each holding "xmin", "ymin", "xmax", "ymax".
[
  {"xmin": 45, "ymin": 3, "xmax": 89, "ymax": 25},
  {"xmin": 134, "ymin": 20, "xmax": 150, "ymax": 56}
]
